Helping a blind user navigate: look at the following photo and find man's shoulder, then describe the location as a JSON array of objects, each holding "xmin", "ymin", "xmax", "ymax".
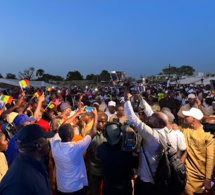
[{"xmin": 109, "ymin": 114, "xmax": 117, "ymax": 121}]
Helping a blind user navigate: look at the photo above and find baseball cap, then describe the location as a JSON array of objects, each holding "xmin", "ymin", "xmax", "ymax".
[
  {"xmin": 108, "ymin": 101, "xmax": 116, "ymax": 107},
  {"xmin": 119, "ymin": 97, "xmax": 125, "ymax": 103},
  {"xmin": 13, "ymin": 114, "xmax": 35, "ymax": 126},
  {"xmin": 188, "ymin": 94, "xmax": 196, "ymax": 99},
  {"xmin": 7, "ymin": 112, "xmax": 18, "ymax": 124},
  {"xmin": 37, "ymin": 119, "xmax": 50, "ymax": 132},
  {"xmin": 17, "ymin": 124, "xmax": 55, "ymax": 144},
  {"xmin": 60, "ymin": 102, "xmax": 71, "ymax": 111},
  {"xmin": 93, "ymin": 102, "xmax": 100, "ymax": 106},
  {"xmin": 182, "ymin": 108, "xmax": 203, "ymax": 120}
]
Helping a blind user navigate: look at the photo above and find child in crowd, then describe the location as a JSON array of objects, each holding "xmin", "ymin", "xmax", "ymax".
[{"xmin": 0, "ymin": 132, "xmax": 8, "ymax": 182}]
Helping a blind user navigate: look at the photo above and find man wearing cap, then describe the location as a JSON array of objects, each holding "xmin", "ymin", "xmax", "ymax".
[
  {"xmin": 58, "ymin": 102, "xmax": 80, "ymax": 128},
  {"xmin": 161, "ymin": 109, "xmax": 187, "ymax": 159},
  {"xmin": 181, "ymin": 108, "xmax": 214, "ymax": 195},
  {"xmin": 119, "ymin": 96, "xmax": 125, "ymax": 106},
  {"xmin": 92, "ymin": 102, "xmax": 100, "ymax": 111},
  {"xmin": 0, "ymin": 124, "xmax": 54, "ymax": 195},
  {"xmin": 5, "ymin": 114, "xmax": 35, "ymax": 166},
  {"xmin": 105, "ymin": 100, "xmax": 117, "ymax": 121},
  {"xmin": 177, "ymin": 93, "xmax": 203, "ymax": 125}
]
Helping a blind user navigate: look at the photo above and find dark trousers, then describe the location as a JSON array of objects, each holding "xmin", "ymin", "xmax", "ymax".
[
  {"xmin": 88, "ymin": 173, "xmax": 103, "ymax": 195},
  {"xmin": 57, "ymin": 188, "xmax": 85, "ymax": 195},
  {"xmin": 134, "ymin": 177, "xmax": 158, "ymax": 195}
]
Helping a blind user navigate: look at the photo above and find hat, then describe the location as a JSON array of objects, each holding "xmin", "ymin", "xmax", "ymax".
[
  {"xmin": 161, "ymin": 107, "xmax": 171, "ymax": 113},
  {"xmin": 13, "ymin": 114, "xmax": 35, "ymax": 126},
  {"xmin": 93, "ymin": 102, "xmax": 100, "ymax": 106},
  {"xmin": 108, "ymin": 101, "xmax": 116, "ymax": 107},
  {"xmin": 104, "ymin": 123, "xmax": 121, "ymax": 145},
  {"xmin": 60, "ymin": 102, "xmax": 71, "ymax": 111},
  {"xmin": 17, "ymin": 124, "xmax": 55, "ymax": 144},
  {"xmin": 182, "ymin": 108, "xmax": 203, "ymax": 120},
  {"xmin": 7, "ymin": 112, "xmax": 18, "ymax": 124},
  {"xmin": 188, "ymin": 94, "xmax": 196, "ymax": 99},
  {"xmin": 37, "ymin": 119, "xmax": 50, "ymax": 132},
  {"xmin": 119, "ymin": 97, "xmax": 125, "ymax": 103}
]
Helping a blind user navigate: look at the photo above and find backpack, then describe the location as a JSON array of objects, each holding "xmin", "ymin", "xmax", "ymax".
[
  {"xmin": 121, "ymin": 121, "xmax": 138, "ymax": 152},
  {"xmin": 142, "ymin": 131, "xmax": 187, "ymax": 195}
]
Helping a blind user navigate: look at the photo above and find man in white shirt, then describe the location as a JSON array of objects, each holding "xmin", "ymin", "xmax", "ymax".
[
  {"xmin": 124, "ymin": 92, "xmax": 169, "ymax": 195},
  {"xmin": 51, "ymin": 108, "xmax": 97, "ymax": 195}
]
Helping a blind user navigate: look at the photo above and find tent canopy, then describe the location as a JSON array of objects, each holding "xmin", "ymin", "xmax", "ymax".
[{"xmin": 0, "ymin": 78, "xmax": 57, "ymax": 89}]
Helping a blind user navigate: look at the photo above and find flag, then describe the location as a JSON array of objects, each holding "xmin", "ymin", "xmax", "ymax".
[
  {"xmin": 0, "ymin": 95, "xmax": 13, "ymax": 104},
  {"xmin": 47, "ymin": 102, "xmax": 55, "ymax": 109},
  {"xmin": 46, "ymin": 87, "xmax": 53, "ymax": 92},
  {"xmin": 34, "ymin": 91, "xmax": 41, "ymax": 98},
  {"xmin": 211, "ymin": 90, "xmax": 215, "ymax": 95},
  {"xmin": 19, "ymin": 79, "xmax": 29, "ymax": 88}
]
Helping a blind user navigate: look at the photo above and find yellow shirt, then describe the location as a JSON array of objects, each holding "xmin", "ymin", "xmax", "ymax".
[
  {"xmin": 81, "ymin": 119, "xmax": 94, "ymax": 137},
  {"xmin": 182, "ymin": 126, "xmax": 214, "ymax": 193}
]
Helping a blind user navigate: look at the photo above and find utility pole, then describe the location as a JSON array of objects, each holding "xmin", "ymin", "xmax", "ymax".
[{"xmin": 169, "ymin": 64, "xmax": 171, "ymax": 78}]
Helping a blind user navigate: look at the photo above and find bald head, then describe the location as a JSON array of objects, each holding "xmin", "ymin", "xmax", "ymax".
[
  {"xmin": 155, "ymin": 112, "xmax": 168, "ymax": 126},
  {"xmin": 147, "ymin": 112, "xmax": 167, "ymax": 128}
]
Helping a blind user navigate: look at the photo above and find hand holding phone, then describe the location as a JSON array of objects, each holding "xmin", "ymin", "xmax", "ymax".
[{"xmin": 85, "ymin": 106, "xmax": 94, "ymax": 112}]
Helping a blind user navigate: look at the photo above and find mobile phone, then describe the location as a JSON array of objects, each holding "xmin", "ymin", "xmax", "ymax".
[{"xmin": 85, "ymin": 106, "xmax": 94, "ymax": 112}]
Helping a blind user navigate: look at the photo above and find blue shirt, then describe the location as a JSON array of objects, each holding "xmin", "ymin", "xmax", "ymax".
[
  {"xmin": 0, "ymin": 154, "xmax": 52, "ymax": 195},
  {"xmin": 5, "ymin": 132, "xmax": 19, "ymax": 167}
]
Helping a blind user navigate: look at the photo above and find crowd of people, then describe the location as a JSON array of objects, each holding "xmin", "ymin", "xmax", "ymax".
[{"xmin": 0, "ymin": 81, "xmax": 215, "ymax": 195}]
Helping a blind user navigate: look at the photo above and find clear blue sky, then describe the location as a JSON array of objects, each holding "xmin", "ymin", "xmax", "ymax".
[{"xmin": 0, "ymin": 0, "xmax": 215, "ymax": 79}]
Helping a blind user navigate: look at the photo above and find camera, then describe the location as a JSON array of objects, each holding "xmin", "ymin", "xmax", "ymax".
[
  {"xmin": 124, "ymin": 82, "xmax": 139, "ymax": 94},
  {"xmin": 5, "ymin": 123, "xmax": 16, "ymax": 135}
]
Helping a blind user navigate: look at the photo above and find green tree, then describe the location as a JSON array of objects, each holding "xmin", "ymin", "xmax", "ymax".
[
  {"xmin": 99, "ymin": 70, "xmax": 110, "ymax": 81},
  {"xmin": 66, "ymin": 71, "xmax": 83, "ymax": 80},
  {"xmin": 40, "ymin": 74, "xmax": 64, "ymax": 82},
  {"xmin": 0, "ymin": 73, "xmax": 3, "ymax": 78},
  {"xmin": 18, "ymin": 67, "xmax": 35, "ymax": 80},
  {"xmin": 36, "ymin": 68, "xmax": 45, "ymax": 80},
  {"xmin": 86, "ymin": 74, "xmax": 95, "ymax": 80},
  {"xmin": 52, "ymin": 75, "xmax": 64, "ymax": 81},
  {"xmin": 92, "ymin": 75, "xmax": 100, "ymax": 82},
  {"xmin": 6, "ymin": 73, "xmax": 17, "ymax": 79},
  {"xmin": 178, "ymin": 65, "xmax": 195, "ymax": 76},
  {"xmin": 162, "ymin": 66, "xmax": 178, "ymax": 75}
]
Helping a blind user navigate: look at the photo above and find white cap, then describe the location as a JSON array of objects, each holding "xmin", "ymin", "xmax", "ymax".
[
  {"xmin": 108, "ymin": 101, "xmax": 116, "ymax": 107},
  {"xmin": 188, "ymin": 94, "xmax": 196, "ymax": 99},
  {"xmin": 182, "ymin": 108, "xmax": 203, "ymax": 120}
]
